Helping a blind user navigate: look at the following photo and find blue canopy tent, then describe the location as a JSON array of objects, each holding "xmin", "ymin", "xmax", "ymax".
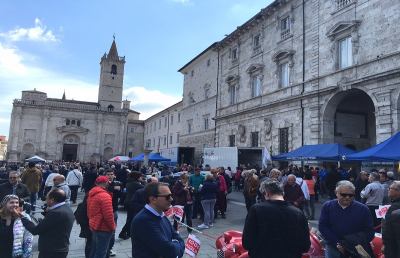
[
  {"xmin": 345, "ymin": 131, "xmax": 400, "ymax": 161},
  {"xmin": 130, "ymin": 153, "xmax": 171, "ymax": 162},
  {"xmin": 273, "ymin": 143, "xmax": 356, "ymax": 161}
]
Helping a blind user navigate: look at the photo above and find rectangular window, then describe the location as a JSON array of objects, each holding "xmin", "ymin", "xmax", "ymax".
[
  {"xmin": 163, "ymin": 136, "xmax": 166, "ymax": 146},
  {"xmin": 170, "ymin": 115, "xmax": 174, "ymax": 125},
  {"xmin": 229, "ymin": 135, "xmax": 235, "ymax": 147},
  {"xmin": 251, "ymin": 75, "xmax": 262, "ymax": 97},
  {"xmin": 178, "ymin": 113, "xmax": 181, "ymax": 122},
  {"xmin": 159, "ymin": 119, "xmax": 161, "ymax": 129},
  {"xmin": 130, "ymin": 127, "xmax": 134, "ymax": 133},
  {"xmin": 176, "ymin": 133, "xmax": 180, "ymax": 143},
  {"xmin": 204, "ymin": 117, "xmax": 209, "ymax": 130},
  {"xmin": 170, "ymin": 134, "xmax": 173, "ymax": 144},
  {"xmin": 152, "ymin": 138, "xmax": 155, "ymax": 147},
  {"xmin": 251, "ymin": 132, "xmax": 259, "ymax": 147},
  {"xmin": 281, "ymin": 16, "xmax": 291, "ymax": 40},
  {"xmin": 128, "ymin": 138, "xmax": 134, "ymax": 146},
  {"xmin": 128, "ymin": 151, "xmax": 133, "ymax": 158},
  {"xmin": 253, "ymin": 34, "xmax": 260, "ymax": 48},
  {"xmin": 279, "ymin": 128, "xmax": 289, "ymax": 154},
  {"xmin": 164, "ymin": 117, "xmax": 167, "ymax": 127},
  {"xmin": 187, "ymin": 120, "xmax": 193, "ymax": 134},
  {"xmin": 231, "ymin": 48, "xmax": 238, "ymax": 61},
  {"xmin": 339, "ymin": 36, "xmax": 352, "ymax": 69},
  {"xmin": 280, "ymin": 62, "xmax": 290, "ymax": 87},
  {"xmin": 229, "ymin": 85, "xmax": 236, "ymax": 105}
]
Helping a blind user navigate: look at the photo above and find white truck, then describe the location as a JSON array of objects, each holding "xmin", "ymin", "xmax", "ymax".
[{"xmin": 202, "ymin": 147, "xmax": 238, "ymax": 169}]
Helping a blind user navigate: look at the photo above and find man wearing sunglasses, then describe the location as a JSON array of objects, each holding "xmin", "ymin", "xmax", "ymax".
[
  {"xmin": 319, "ymin": 180, "xmax": 374, "ymax": 258},
  {"xmin": 131, "ymin": 182, "xmax": 185, "ymax": 258}
]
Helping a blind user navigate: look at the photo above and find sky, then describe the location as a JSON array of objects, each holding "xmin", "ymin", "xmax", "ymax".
[{"xmin": 0, "ymin": 0, "xmax": 273, "ymax": 138}]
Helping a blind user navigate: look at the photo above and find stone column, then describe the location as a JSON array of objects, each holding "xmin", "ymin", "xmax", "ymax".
[
  {"xmin": 39, "ymin": 110, "xmax": 49, "ymax": 153},
  {"xmin": 374, "ymin": 91, "xmax": 393, "ymax": 143}
]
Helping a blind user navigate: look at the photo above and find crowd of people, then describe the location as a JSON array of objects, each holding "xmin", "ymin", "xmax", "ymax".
[{"xmin": 0, "ymin": 160, "xmax": 399, "ymax": 257}]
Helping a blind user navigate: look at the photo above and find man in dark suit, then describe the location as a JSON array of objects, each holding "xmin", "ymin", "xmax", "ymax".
[
  {"xmin": 131, "ymin": 182, "xmax": 185, "ymax": 258},
  {"xmin": 15, "ymin": 188, "xmax": 75, "ymax": 258},
  {"xmin": 0, "ymin": 170, "xmax": 30, "ymax": 203},
  {"xmin": 243, "ymin": 180, "xmax": 310, "ymax": 258}
]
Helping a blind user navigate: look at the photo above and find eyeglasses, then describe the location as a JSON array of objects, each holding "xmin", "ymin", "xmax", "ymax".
[
  {"xmin": 156, "ymin": 194, "xmax": 173, "ymax": 200},
  {"xmin": 339, "ymin": 193, "xmax": 355, "ymax": 198}
]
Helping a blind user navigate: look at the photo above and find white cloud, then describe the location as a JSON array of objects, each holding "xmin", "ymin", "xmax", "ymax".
[
  {"xmin": 123, "ymin": 86, "xmax": 181, "ymax": 119},
  {"xmin": 0, "ymin": 18, "xmax": 58, "ymax": 42},
  {"xmin": 0, "ymin": 42, "xmax": 180, "ymax": 136}
]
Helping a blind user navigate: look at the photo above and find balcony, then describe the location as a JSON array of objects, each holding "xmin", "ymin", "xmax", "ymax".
[{"xmin": 336, "ymin": 0, "xmax": 355, "ymax": 10}]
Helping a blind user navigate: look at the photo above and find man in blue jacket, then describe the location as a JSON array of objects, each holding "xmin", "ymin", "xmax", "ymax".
[
  {"xmin": 131, "ymin": 182, "xmax": 185, "ymax": 258},
  {"xmin": 319, "ymin": 180, "xmax": 374, "ymax": 258}
]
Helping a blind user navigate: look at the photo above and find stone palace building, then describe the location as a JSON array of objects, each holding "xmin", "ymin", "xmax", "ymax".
[
  {"xmin": 7, "ymin": 41, "xmax": 144, "ymax": 162},
  {"xmin": 147, "ymin": 0, "xmax": 400, "ymax": 165}
]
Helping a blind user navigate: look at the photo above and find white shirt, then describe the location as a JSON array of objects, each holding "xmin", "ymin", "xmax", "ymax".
[
  {"xmin": 296, "ymin": 177, "xmax": 310, "ymax": 200},
  {"xmin": 45, "ymin": 173, "xmax": 59, "ymax": 187},
  {"xmin": 66, "ymin": 169, "xmax": 83, "ymax": 186}
]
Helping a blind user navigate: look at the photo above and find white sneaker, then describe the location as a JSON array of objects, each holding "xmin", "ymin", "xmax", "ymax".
[
  {"xmin": 109, "ymin": 249, "xmax": 116, "ymax": 257},
  {"xmin": 209, "ymin": 223, "xmax": 214, "ymax": 227},
  {"xmin": 197, "ymin": 223, "xmax": 209, "ymax": 229}
]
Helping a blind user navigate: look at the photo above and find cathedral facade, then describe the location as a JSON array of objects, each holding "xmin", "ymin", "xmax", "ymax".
[{"xmin": 7, "ymin": 41, "xmax": 143, "ymax": 162}]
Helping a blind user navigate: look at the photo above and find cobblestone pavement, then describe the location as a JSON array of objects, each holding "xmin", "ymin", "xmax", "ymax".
[{"xmin": 32, "ymin": 191, "xmax": 324, "ymax": 257}]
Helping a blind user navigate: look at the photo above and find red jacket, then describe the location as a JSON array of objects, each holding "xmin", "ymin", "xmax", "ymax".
[{"xmin": 87, "ymin": 186, "xmax": 116, "ymax": 232}]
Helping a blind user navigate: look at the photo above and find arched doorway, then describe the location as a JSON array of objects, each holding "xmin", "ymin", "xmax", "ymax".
[
  {"xmin": 103, "ymin": 147, "xmax": 113, "ymax": 161},
  {"xmin": 22, "ymin": 143, "xmax": 35, "ymax": 160},
  {"xmin": 62, "ymin": 134, "xmax": 79, "ymax": 161},
  {"xmin": 322, "ymin": 89, "xmax": 376, "ymax": 151}
]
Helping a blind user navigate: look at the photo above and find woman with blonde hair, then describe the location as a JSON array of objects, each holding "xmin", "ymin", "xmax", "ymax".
[{"xmin": 0, "ymin": 195, "xmax": 33, "ymax": 258}]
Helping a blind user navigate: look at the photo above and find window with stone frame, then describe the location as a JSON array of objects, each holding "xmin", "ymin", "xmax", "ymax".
[
  {"xmin": 170, "ymin": 114, "xmax": 174, "ymax": 125},
  {"xmin": 128, "ymin": 138, "xmax": 135, "ymax": 146},
  {"xmin": 253, "ymin": 33, "xmax": 261, "ymax": 49},
  {"xmin": 152, "ymin": 138, "xmax": 155, "ymax": 147},
  {"xmin": 279, "ymin": 62, "xmax": 290, "ymax": 87},
  {"xmin": 159, "ymin": 119, "xmax": 161, "ymax": 129},
  {"xmin": 170, "ymin": 134, "xmax": 173, "ymax": 144},
  {"xmin": 280, "ymin": 16, "xmax": 291, "ymax": 40},
  {"xmin": 66, "ymin": 119, "xmax": 70, "ymax": 126},
  {"xmin": 273, "ymin": 50, "xmax": 295, "ymax": 89},
  {"xmin": 187, "ymin": 120, "xmax": 193, "ymax": 134},
  {"xmin": 229, "ymin": 85, "xmax": 236, "ymax": 105},
  {"xmin": 164, "ymin": 116, "xmax": 168, "ymax": 128},
  {"xmin": 229, "ymin": 135, "xmax": 236, "ymax": 147},
  {"xmin": 204, "ymin": 84, "xmax": 211, "ymax": 99},
  {"xmin": 230, "ymin": 47, "xmax": 238, "ymax": 63},
  {"xmin": 251, "ymin": 74, "xmax": 262, "ymax": 97},
  {"xmin": 251, "ymin": 132, "xmax": 259, "ymax": 147},
  {"xmin": 178, "ymin": 113, "xmax": 181, "ymax": 122},
  {"xmin": 338, "ymin": 36, "xmax": 353, "ymax": 69},
  {"xmin": 146, "ymin": 139, "xmax": 151, "ymax": 148},
  {"xmin": 176, "ymin": 133, "xmax": 180, "ymax": 143},
  {"xmin": 326, "ymin": 21, "xmax": 360, "ymax": 71},
  {"xmin": 163, "ymin": 136, "xmax": 166, "ymax": 146},
  {"xmin": 130, "ymin": 127, "xmax": 134, "ymax": 133},
  {"xmin": 203, "ymin": 115, "xmax": 210, "ymax": 130},
  {"xmin": 128, "ymin": 151, "xmax": 133, "ymax": 158},
  {"xmin": 279, "ymin": 127, "xmax": 289, "ymax": 154}
]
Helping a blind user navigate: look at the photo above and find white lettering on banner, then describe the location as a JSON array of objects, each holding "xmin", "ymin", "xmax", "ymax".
[
  {"xmin": 375, "ymin": 205, "xmax": 391, "ymax": 219},
  {"xmin": 185, "ymin": 234, "xmax": 201, "ymax": 257},
  {"xmin": 165, "ymin": 205, "xmax": 184, "ymax": 221}
]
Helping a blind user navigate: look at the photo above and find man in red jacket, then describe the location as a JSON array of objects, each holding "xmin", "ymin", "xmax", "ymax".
[{"xmin": 87, "ymin": 176, "xmax": 116, "ymax": 258}]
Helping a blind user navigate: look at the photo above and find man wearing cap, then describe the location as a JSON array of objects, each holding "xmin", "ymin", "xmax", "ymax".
[{"xmin": 87, "ymin": 176, "xmax": 116, "ymax": 258}]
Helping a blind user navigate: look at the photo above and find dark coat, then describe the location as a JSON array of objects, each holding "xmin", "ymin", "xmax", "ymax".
[
  {"xmin": 124, "ymin": 180, "xmax": 143, "ymax": 208},
  {"xmin": 200, "ymin": 179, "xmax": 218, "ymax": 200},
  {"xmin": 21, "ymin": 204, "xmax": 75, "ymax": 253},
  {"xmin": 242, "ymin": 200, "xmax": 310, "ymax": 258},
  {"xmin": 131, "ymin": 188, "xmax": 146, "ymax": 217},
  {"xmin": 131, "ymin": 208, "xmax": 185, "ymax": 258},
  {"xmin": 0, "ymin": 182, "xmax": 30, "ymax": 202},
  {"xmin": 74, "ymin": 197, "xmax": 91, "ymax": 239},
  {"xmin": 382, "ymin": 198, "xmax": 400, "ymax": 258}
]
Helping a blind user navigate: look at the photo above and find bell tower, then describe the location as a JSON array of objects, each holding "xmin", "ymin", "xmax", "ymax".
[{"xmin": 98, "ymin": 39, "xmax": 125, "ymax": 110}]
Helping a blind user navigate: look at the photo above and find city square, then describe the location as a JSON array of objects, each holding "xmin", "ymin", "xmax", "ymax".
[{"xmin": 1, "ymin": 0, "xmax": 400, "ymax": 257}]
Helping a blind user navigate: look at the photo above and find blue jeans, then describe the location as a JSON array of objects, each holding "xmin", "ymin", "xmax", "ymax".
[
  {"xmin": 90, "ymin": 231, "xmax": 113, "ymax": 258},
  {"xmin": 325, "ymin": 244, "xmax": 342, "ymax": 258},
  {"xmin": 201, "ymin": 199, "xmax": 216, "ymax": 226}
]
